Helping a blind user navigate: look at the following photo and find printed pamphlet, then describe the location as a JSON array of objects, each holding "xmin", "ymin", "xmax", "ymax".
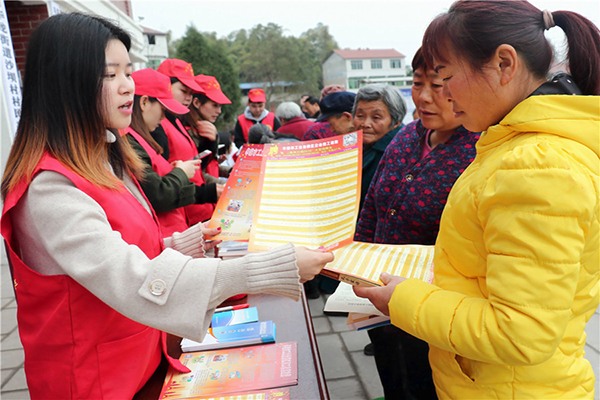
[
  {"xmin": 321, "ymin": 241, "xmax": 435, "ymax": 287},
  {"xmin": 209, "ymin": 132, "xmax": 363, "ymax": 253},
  {"xmin": 160, "ymin": 342, "xmax": 298, "ymax": 399},
  {"xmin": 181, "ymin": 320, "xmax": 276, "ymax": 352}
]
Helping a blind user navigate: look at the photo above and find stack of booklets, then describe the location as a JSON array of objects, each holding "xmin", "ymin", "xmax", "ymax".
[
  {"xmin": 181, "ymin": 307, "xmax": 275, "ymax": 352},
  {"xmin": 217, "ymin": 241, "xmax": 249, "ymax": 259},
  {"xmin": 324, "ymin": 282, "xmax": 391, "ymax": 330},
  {"xmin": 159, "ymin": 342, "xmax": 298, "ymax": 399}
]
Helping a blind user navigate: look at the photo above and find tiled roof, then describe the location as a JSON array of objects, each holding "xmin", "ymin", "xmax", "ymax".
[
  {"xmin": 142, "ymin": 26, "xmax": 167, "ymax": 35},
  {"xmin": 333, "ymin": 49, "xmax": 405, "ymax": 59}
]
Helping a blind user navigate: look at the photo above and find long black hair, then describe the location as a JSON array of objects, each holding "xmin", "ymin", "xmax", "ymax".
[{"xmin": 2, "ymin": 13, "xmax": 143, "ymax": 199}]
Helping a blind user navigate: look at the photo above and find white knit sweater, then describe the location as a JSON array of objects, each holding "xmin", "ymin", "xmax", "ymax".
[{"xmin": 10, "ymin": 170, "xmax": 301, "ymax": 341}]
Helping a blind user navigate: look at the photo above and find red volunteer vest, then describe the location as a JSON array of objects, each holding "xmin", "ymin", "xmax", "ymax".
[
  {"xmin": 238, "ymin": 112, "xmax": 276, "ymax": 142},
  {"xmin": 206, "ymin": 158, "xmax": 220, "ymax": 178},
  {"xmin": 160, "ymin": 118, "xmax": 215, "ymax": 225},
  {"xmin": 180, "ymin": 123, "xmax": 220, "ymax": 179},
  {"xmin": 1, "ymin": 154, "xmax": 189, "ymax": 399},
  {"xmin": 125, "ymin": 127, "xmax": 188, "ymax": 238}
]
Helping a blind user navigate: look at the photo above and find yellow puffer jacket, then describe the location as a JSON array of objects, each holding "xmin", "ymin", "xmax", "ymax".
[{"xmin": 390, "ymin": 95, "xmax": 599, "ymax": 399}]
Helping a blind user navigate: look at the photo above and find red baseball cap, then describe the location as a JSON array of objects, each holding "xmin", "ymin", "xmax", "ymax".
[
  {"xmin": 194, "ymin": 75, "xmax": 232, "ymax": 105},
  {"xmin": 132, "ymin": 69, "xmax": 190, "ymax": 115},
  {"xmin": 248, "ymin": 88, "xmax": 266, "ymax": 103},
  {"xmin": 157, "ymin": 59, "xmax": 203, "ymax": 93}
]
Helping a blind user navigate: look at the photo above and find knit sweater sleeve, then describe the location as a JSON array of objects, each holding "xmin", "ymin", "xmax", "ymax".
[{"xmin": 12, "ymin": 171, "xmax": 301, "ymax": 341}]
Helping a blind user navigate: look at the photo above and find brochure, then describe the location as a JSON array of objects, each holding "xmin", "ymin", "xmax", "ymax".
[
  {"xmin": 160, "ymin": 342, "xmax": 298, "ymax": 399},
  {"xmin": 209, "ymin": 132, "xmax": 363, "ymax": 253},
  {"xmin": 181, "ymin": 320, "xmax": 276, "ymax": 352}
]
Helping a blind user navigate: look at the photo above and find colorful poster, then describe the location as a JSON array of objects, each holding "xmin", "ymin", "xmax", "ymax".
[
  {"xmin": 209, "ymin": 144, "xmax": 265, "ymax": 241},
  {"xmin": 159, "ymin": 342, "xmax": 298, "ymax": 399},
  {"xmin": 249, "ymin": 131, "xmax": 363, "ymax": 252}
]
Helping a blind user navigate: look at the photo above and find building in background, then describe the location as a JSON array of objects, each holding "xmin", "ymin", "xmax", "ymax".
[
  {"xmin": 322, "ymin": 48, "xmax": 409, "ymax": 93},
  {"xmin": 321, "ymin": 48, "xmax": 414, "ymax": 124},
  {"xmin": 137, "ymin": 25, "xmax": 169, "ymax": 70},
  {"xmin": 1, "ymin": 0, "xmax": 146, "ymax": 172}
]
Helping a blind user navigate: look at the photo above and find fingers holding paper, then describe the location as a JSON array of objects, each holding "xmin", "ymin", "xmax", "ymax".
[
  {"xmin": 200, "ymin": 220, "xmax": 222, "ymax": 251},
  {"xmin": 295, "ymin": 246, "xmax": 334, "ymax": 283},
  {"xmin": 353, "ymin": 272, "xmax": 406, "ymax": 316}
]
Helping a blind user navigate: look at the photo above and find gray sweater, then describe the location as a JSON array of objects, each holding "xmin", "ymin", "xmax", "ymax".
[{"xmin": 11, "ymin": 170, "xmax": 301, "ymax": 341}]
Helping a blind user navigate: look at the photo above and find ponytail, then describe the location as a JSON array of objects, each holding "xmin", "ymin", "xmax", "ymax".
[
  {"xmin": 553, "ymin": 11, "xmax": 600, "ymax": 95},
  {"xmin": 423, "ymin": 1, "xmax": 600, "ymax": 95}
]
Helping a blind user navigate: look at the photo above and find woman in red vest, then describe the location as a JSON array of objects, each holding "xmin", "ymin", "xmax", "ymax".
[
  {"xmin": 182, "ymin": 74, "xmax": 232, "ymax": 182},
  {"xmin": 124, "ymin": 68, "xmax": 219, "ymax": 244},
  {"xmin": 233, "ymin": 88, "xmax": 282, "ymax": 148},
  {"xmin": 0, "ymin": 13, "xmax": 333, "ymax": 399},
  {"xmin": 155, "ymin": 59, "xmax": 220, "ymax": 226}
]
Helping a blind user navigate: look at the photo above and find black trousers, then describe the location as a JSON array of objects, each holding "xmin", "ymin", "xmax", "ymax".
[{"xmin": 368, "ymin": 325, "xmax": 438, "ymax": 400}]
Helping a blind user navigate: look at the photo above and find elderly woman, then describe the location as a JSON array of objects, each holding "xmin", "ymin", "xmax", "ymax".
[
  {"xmin": 353, "ymin": 84, "xmax": 407, "ymax": 209},
  {"xmin": 275, "ymin": 102, "xmax": 313, "ymax": 140},
  {"xmin": 307, "ymin": 85, "xmax": 407, "ymax": 299}
]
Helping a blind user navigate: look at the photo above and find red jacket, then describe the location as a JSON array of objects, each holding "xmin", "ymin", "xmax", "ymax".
[
  {"xmin": 125, "ymin": 127, "xmax": 188, "ymax": 238},
  {"xmin": 1, "ymin": 154, "xmax": 188, "ymax": 399},
  {"xmin": 161, "ymin": 118, "xmax": 215, "ymax": 225},
  {"xmin": 276, "ymin": 116, "xmax": 314, "ymax": 140}
]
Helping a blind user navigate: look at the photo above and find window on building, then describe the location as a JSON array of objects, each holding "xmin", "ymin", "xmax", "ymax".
[
  {"xmin": 148, "ymin": 35, "xmax": 156, "ymax": 45},
  {"xmin": 350, "ymin": 60, "xmax": 363, "ymax": 70},
  {"xmin": 348, "ymin": 77, "xmax": 365, "ymax": 89},
  {"xmin": 371, "ymin": 59, "xmax": 382, "ymax": 69},
  {"xmin": 390, "ymin": 59, "xmax": 402, "ymax": 69}
]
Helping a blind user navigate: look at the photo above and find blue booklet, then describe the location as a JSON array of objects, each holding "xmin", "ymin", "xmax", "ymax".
[
  {"xmin": 180, "ymin": 320, "xmax": 277, "ymax": 352},
  {"xmin": 211, "ymin": 307, "xmax": 259, "ymax": 327}
]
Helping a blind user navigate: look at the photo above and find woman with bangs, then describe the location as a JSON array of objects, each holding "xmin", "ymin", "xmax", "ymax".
[
  {"xmin": 182, "ymin": 74, "xmax": 232, "ymax": 184},
  {"xmin": 355, "ymin": 1, "xmax": 600, "ymax": 399}
]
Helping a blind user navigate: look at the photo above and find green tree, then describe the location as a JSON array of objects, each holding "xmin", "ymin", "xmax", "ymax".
[
  {"xmin": 299, "ymin": 23, "xmax": 339, "ymax": 90},
  {"xmin": 175, "ymin": 24, "xmax": 241, "ymax": 128},
  {"xmin": 234, "ymin": 23, "xmax": 304, "ymax": 102}
]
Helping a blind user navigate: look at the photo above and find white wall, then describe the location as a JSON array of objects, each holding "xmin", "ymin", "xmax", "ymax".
[
  {"xmin": 322, "ymin": 52, "xmax": 347, "ymax": 89},
  {"xmin": 0, "ymin": 73, "xmax": 14, "ymax": 178},
  {"xmin": 51, "ymin": 0, "xmax": 146, "ymax": 64},
  {"xmin": 133, "ymin": 32, "xmax": 168, "ymax": 70}
]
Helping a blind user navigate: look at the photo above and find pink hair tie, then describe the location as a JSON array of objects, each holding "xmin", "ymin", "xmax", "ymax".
[{"xmin": 542, "ymin": 9, "xmax": 555, "ymax": 30}]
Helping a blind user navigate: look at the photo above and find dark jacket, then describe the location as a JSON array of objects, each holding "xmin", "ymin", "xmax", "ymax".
[
  {"xmin": 127, "ymin": 134, "xmax": 217, "ymax": 212},
  {"xmin": 355, "ymin": 120, "xmax": 479, "ymax": 244}
]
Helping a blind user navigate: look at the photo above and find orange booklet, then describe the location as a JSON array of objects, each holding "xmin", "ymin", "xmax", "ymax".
[
  {"xmin": 209, "ymin": 132, "xmax": 363, "ymax": 252},
  {"xmin": 159, "ymin": 342, "xmax": 297, "ymax": 399}
]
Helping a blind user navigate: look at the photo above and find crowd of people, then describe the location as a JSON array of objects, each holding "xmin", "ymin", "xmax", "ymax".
[{"xmin": 1, "ymin": 0, "xmax": 598, "ymax": 399}]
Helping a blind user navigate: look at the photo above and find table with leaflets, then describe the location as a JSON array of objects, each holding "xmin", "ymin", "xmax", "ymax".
[{"xmin": 134, "ymin": 291, "xmax": 329, "ymax": 399}]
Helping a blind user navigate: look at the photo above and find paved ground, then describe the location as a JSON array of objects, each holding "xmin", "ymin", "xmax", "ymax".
[{"xmin": 1, "ymin": 247, "xmax": 598, "ymax": 399}]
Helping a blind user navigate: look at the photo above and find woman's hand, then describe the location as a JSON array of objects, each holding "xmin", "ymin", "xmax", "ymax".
[
  {"xmin": 197, "ymin": 120, "xmax": 217, "ymax": 141},
  {"xmin": 172, "ymin": 159, "xmax": 201, "ymax": 179},
  {"xmin": 200, "ymin": 221, "xmax": 222, "ymax": 252},
  {"xmin": 216, "ymin": 184, "xmax": 224, "ymax": 198},
  {"xmin": 353, "ymin": 273, "xmax": 406, "ymax": 316},
  {"xmin": 294, "ymin": 246, "xmax": 334, "ymax": 283}
]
